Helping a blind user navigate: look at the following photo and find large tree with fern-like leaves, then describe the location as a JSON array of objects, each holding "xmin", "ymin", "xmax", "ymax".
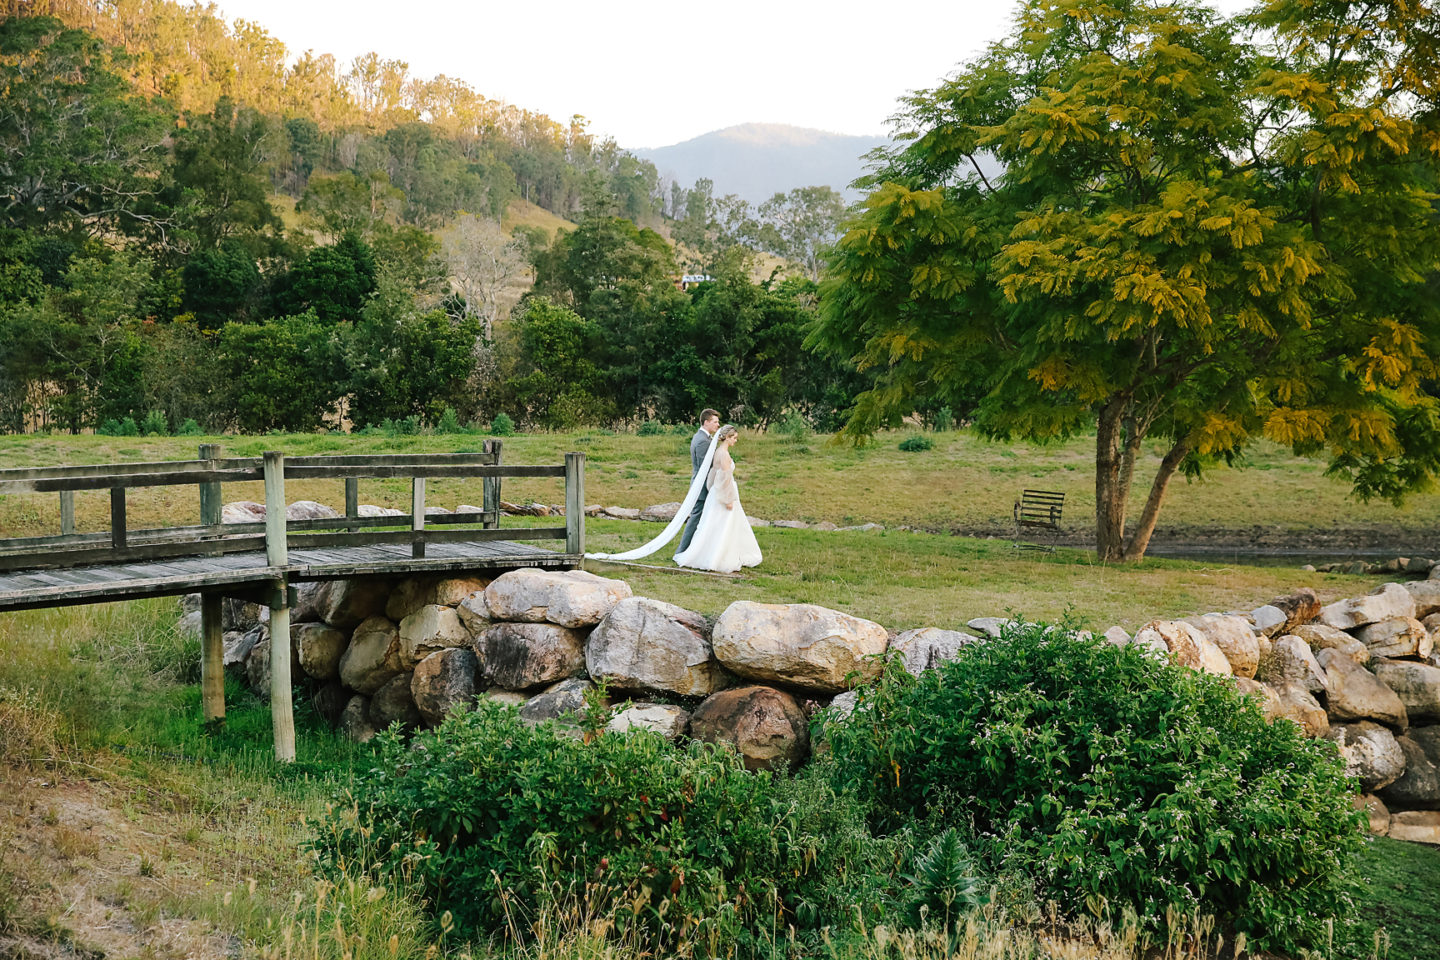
[{"xmin": 812, "ymin": 0, "xmax": 1440, "ymax": 561}]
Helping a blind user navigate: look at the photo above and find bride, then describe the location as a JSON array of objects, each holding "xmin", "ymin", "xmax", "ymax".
[
  {"xmin": 585, "ymin": 424, "xmax": 762, "ymax": 573},
  {"xmin": 673, "ymin": 425, "xmax": 762, "ymax": 573}
]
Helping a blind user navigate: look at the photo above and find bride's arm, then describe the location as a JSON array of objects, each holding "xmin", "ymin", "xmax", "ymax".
[{"xmin": 708, "ymin": 451, "xmax": 738, "ymax": 509}]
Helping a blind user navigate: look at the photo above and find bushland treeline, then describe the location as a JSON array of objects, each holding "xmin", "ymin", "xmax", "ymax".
[{"xmin": 0, "ymin": 6, "xmax": 863, "ymax": 434}]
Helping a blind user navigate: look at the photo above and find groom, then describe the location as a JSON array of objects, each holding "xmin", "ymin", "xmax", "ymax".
[{"xmin": 677, "ymin": 408, "xmax": 720, "ymax": 552}]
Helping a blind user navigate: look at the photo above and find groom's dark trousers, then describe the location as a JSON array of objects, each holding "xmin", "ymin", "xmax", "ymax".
[{"xmin": 677, "ymin": 427, "xmax": 711, "ymax": 552}]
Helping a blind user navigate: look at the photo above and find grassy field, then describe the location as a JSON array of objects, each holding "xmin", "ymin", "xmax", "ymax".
[
  {"xmin": 4, "ymin": 426, "xmax": 1439, "ymax": 550},
  {"xmin": 2, "ymin": 428, "xmax": 1438, "ymax": 957}
]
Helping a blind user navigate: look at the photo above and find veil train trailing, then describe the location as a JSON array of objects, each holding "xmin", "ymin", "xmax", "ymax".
[{"xmin": 585, "ymin": 430, "xmax": 720, "ymax": 562}]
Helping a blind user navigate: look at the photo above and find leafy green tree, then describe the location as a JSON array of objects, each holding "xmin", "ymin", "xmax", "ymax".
[
  {"xmin": 0, "ymin": 17, "xmax": 170, "ymax": 236},
  {"xmin": 814, "ymin": 0, "xmax": 1440, "ymax": 561},
  {"xmin": 163, "ymin": 96, "xmax": 283, "ymax": 253},
  {"xmin": 502, "ymin": 297, "xmax": 612, "ymax": 428},
  {"xmin": 0, "ymin": 250, "xmax": 151, "ymax": 431},
  {"xmin": 345, "ymin": 279, "xmax": 482, "ymax": 427},
  {"xmin": 216, "ymin": 310, "xmax": 341, "ymax": 431},
  {"xmin": 272, "ymin": 232, "xmax": 378, "ymax": 323},
  {"xmin": 756, "ymin": 186, "xmax": 846, "ymax": 280},
  {"xmin": 181, "ymin": 239, "xmax": 261, "ymax": 331}
]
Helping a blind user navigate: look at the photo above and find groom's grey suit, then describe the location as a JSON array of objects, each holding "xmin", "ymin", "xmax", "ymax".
[{"xmin": 677, "ymin": 427, "xmax": 712, "ymax": 552}]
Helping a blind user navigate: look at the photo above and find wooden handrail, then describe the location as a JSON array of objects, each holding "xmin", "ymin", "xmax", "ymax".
[{"xmin": 0, "ymin": 444, "xmax": 585, "ymax": 572}]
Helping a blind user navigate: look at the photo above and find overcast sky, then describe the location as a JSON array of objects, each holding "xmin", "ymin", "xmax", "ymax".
[{"xmin": 212, "ymin": 0, "xmax": 1248, "ymax": 149}]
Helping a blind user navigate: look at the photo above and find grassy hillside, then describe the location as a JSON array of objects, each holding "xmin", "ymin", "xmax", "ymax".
[{"xmin": 502, "ymin": 199, "xmax": 576, "ymax": 242}]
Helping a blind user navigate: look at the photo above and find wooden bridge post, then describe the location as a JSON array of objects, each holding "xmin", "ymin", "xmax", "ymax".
[
  {"xmin": 345, "ymin": 477, "xmax": 359, "ymax": 533},
  {"xmin": 483, "ymin": 439, "xmax": 502, "ymax": 529},
  {"xmin": 263, "ymin": 451, "xmax": 295, "ymax": 762},
  {"xmin": 59, "ymin": 491, "xmax": 74, "ymax": 536},
  {"xmin": 411, "ymin": 477, "xmax": 426, "ymax": 558},
  {"xmin": 565, "ymin": 452, "xmax": 585, "ymax": 557},
  {"xmin": 198, "ymin": 443, "xmax": 225, "ymax": 724}
]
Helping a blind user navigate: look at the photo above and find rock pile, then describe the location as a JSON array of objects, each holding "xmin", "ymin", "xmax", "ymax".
[{"xmin": 195, "ymin": 560, "xmax": 1440, "ymax": 845}]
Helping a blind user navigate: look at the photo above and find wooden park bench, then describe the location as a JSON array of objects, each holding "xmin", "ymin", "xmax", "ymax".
[{"xmin": 1013, "ymin": 489, "xmax": 1065, "ymax": 551}]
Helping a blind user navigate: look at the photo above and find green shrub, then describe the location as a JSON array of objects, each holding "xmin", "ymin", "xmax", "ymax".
[
  {"xmin": 932, "ymin": 406, "xmax": 954, "ymax": 432},
  {"xmin": 177, "ymin": 418, "xmax": 202, "ymax": 436},
  {"xmin": 822, "ymin": 623, "xmax": 1365, "ymax": 955},
  {"xmin": 636, "ymin": 419, "xmax": 663, "ymax": 436},
  {"xmin": 311, "ymin": 702, "xmax": 907, "ymax": 952},
  {"xmin": 898, "ymin": 435, "xmax": 934, "ymax": 452},
  {"xmin": 98, "ymin": 418, "xmax": 122, "ymax": 436},
  {"xmin": 489, "ymin": 412, "xmax": 515, "ymax": 436},
  {"xmin": 776, "ymin": 411, "xmax": 811, "ymax": 444},
  {"xmin": 116, "ymin": 416, "xmax": 139, "ymax": 436},
  {"xmin": 435, "ymin": 406, "xmax": 462, "ymax": 434},
  {"xmin": 140, "ymin": 410, "xmax": 168, "ymax": 436}
]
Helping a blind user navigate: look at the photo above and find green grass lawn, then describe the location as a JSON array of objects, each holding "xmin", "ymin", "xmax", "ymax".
[
  {"xmin": 3, "ymin": 427, "xmax": 1438, "ymax": 546},
  {"xmin": 1, "ymin": 428, "xmax": 1437, "ymax": 958}
]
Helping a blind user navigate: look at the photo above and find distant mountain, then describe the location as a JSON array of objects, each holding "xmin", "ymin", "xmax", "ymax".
[{"xmin": 634, "ymin": 123, "xmax": 890, "ymax": 206}]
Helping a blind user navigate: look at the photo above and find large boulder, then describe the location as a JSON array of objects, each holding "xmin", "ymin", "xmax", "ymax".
[
  {"xmin": 1372, "ymin": 660, "xmax": 1440, "ymax": 721},
  {"xmin": 1264, "ymin": 636, "xmax": 1328, "ymax": 694},
  {"xmin": 224, "ymin": 624, "xmax": 264, "ymax": 671},
  {"xmin": 311, "ymin": 680, "xmax": 349, "ymax": 727},
  {"xmin": 1353, "ymin": 617, "xmax": 1433, "ymax": 660},
  {"xmin": 338, "ymin": 616, "xmax": 405, "ymax": 695},
  {"xmin": 1132, "ymin": 620, "xmax": 1232, "ymax": 676},
  {"xmin": 295, "ymin": 622, "xmax": 348, "ymax": 681},
  {"xmin": 1405, "ymin": 580, "xmax": 1440, "ymax": 619},
  {"xmin": 312, "ymin": 579, "xmax": 390, "ymax": 631},
  {"xmin": 338, "ymin": 695, "xmax": 378, "ymax": 743},
  {"xmin": 1357, "ymin": 794, "xmax": 1391, "ymax": 836},
  {"xmin": 888, "ymin": 628, "xmax": 979, "ymax": 676},
  {"xmin": 1265, "ymin": 588, "xmax": 1322, "ymax": 633},
  {"xmin": 386, "ymin": 578, "xmax": 439, "ymax": 621},
  {"xmin": 640, "ymin": 502, "xmax": 682, "ymax": 523},
  {"xmin": 411, "ymin": 648, "xmax": 480, "ymax": 726},
  {"xmin": 1328, "ymin": 721, "xmax": 1407, "ymax": 791},
  {"xmin": 689, "ymin": 685, "xmax": 810, "ymax": 772},
  {"xmin": 368, "ymin": 674, "xmax": 424, "ymax": 730},
  {"xmin": 286, "ymin": 500, "xmax": 340, "ymax": 521},
  {"xmin": 606, "ymin": 703, "xmax": 691, "ymax": 740},
  {"xmin": 435, "ymin": 577, "xmax": 490, "ymax": 607},
  {"xmin": 477, "ymin": 622, "xmax": 587, "ymax": 691},
  {"xmin": 1248, "ymin": 605, "xmax": 1287, "ymax": 638},
  {"xmin": 244, "ymin": 632, "xmax": 302, "ymax": 698},
  {"xmin": 222, "ymin": 501, "xmax": 265, "ymax": 524},
  {"xmin": 1319, "ymin": 583, "xmax": 1417, "ymax": 630},
  {"xmin": 712, "ymin": 602, "xmax": 889, "ymax": 693},
  {"xmin": 965, "ymin": 617, "xmax": 1011, "ymax": 639},
  {"xmin": 1318, "ymin": 648, "xmax": 1409, "ymax": 729},
  {"xmin": 292, "ymin": 582, "xmax": 325, "ymax": 623},
  {"xmin": 1293, "ymin": 623, "xmax": 1371, "ymax": 664},
  {"xmin": 456, "ymin": 590, "xmax": 492, "ymax": 636},
  {"xmin": 518, "ymin": 677, "xmax": 596, "ymax": 730},
  {"xmin": 484, "ymin": 569, "xmax": 631, "ymax": 628},
  {"xmin": 1185, "ymin": 615, "xmax": 1259, "ymax": 678},
  {"xmin": 396, "ymin": 605, "xmax": 469, "ymax": 670},
  {"xmin": 1381, "ymin": 736, "xmax": 1440, "ymax": 809},
  {"xmin": 1264, "ymin": 680, "xmax": 1330, "ymax": 738},
  {"xmin": 585, "ymin": 597, "xmax": 722, "ymax": 696},
  {"xmin": 1389, "ymin": 811, "xmax": 1440, "ymax": 844}
]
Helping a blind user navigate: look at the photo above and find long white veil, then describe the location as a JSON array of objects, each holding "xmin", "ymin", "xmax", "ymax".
[{"xmin": 586, "ymin": 430, "xmax": 719, "ymax": 562}]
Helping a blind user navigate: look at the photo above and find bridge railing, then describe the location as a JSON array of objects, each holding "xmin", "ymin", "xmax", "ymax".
[{"xmin": 0, "ymin": 442, "xmax": 586, "ymax": 572}]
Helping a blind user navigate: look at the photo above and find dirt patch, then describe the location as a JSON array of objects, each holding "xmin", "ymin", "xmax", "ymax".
[
  {"xmin": 943, "ymin": 522, "xmax": 1440, "ymax": 559},
  {"xmin": 0, "ymin": 769, "xmax": 236, "ymax": 960}
]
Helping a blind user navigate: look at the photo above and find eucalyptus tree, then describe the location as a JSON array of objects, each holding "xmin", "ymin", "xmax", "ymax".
[{"xmin": 814, "ymin": 0, "xmax": 1440, "ymax": 561}]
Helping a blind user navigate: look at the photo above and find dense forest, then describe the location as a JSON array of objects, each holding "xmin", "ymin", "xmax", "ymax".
[{"xmin": 0, "ymin": 1, "xmax": 864, "ymax": 433}]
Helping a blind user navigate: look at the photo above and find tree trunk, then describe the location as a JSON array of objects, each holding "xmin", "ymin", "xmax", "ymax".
[
  {"xmin": 1094, "ymin": 400, "xmax": 1129, "ymax": 562},
  {"xmin": 1121, "ymin": 438, "xmax": 1193, "ymax": 562}
]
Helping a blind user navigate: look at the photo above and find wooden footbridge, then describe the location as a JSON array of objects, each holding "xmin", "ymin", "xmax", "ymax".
[{"xmin": 0, "ymin": 442, "xmax": 586, "ymax": 760}]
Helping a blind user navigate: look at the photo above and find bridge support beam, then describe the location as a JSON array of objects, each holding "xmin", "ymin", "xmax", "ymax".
[
  {"xmin": 200, "ymin": 594, "xmax": 225, "ymax": 723},
  {"xmin": 263, "ymin": 450, "xmax": 295, "ymax": 763}
]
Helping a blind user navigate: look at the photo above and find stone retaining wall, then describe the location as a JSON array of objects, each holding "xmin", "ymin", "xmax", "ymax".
[{"xmin": 183, "ymin": 555, "xmax": 1440, "ymax": 846}]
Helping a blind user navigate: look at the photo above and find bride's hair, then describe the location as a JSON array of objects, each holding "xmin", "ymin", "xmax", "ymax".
[{"xmin": 715, "ymin": 424, "xmax": 738, "ymax": 442}]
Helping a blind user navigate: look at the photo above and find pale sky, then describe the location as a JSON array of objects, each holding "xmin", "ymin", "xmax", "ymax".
[{"xmin": 213, "ymin": 0, "xmax": 1250, "ymax": 149}]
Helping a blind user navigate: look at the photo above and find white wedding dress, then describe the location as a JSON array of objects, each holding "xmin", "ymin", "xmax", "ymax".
[
  {"xmin": 586, "ymin": 429, "xmax": 763, "ymax": 573},
  {"xmin": 673, "ymin": 447, "xmax": 763, "ymax": 573}
]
